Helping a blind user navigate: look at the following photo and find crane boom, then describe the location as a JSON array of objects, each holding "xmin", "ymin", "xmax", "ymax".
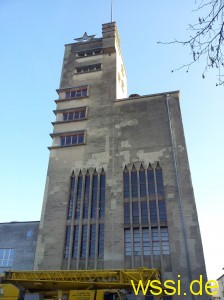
[{"xmin": 1, "ymin": 268, "xmax": 160, "ymax": 291}]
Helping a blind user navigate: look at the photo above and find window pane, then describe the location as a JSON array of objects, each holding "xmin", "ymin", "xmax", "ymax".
[
  {"xmin": 159, "ymin": 201, "xmax": 167, "ymax": 222},
  {"xmin": 123, "ymin": 172, "xmax": 130, "ymax": 198},
  {"xmin": 139, "ymin": 170, "xmax": 146, "ymax": 197},
  {"xmin": 147, "ymin": 169, "xmax": 155, "ymax": 197},
  {"xmin": 156, "ymin": 168, "xmax": 164, "ymax": 197},
  {"xmin": 98, "ymin": 224, "xmax": 104, "ymax": 258},
  {"xmin": 72, "ymin": 135, "xmax": 77, "ymax": 144},
  {"xmin": 124, "ymin": 202, "xmax": 130, "ymax": 224},
  {"xmin": 78, "ymin": 134, "xmax": 84, "ymax": 144},
  {"xmin": 60, "ymin": 136, "xmax": 65, "ymax": 146},
  {"xmin": 141, "ymin": 201, "xmax": 148, "ymax": 224},
  {"xmin": 131, "ymin": 171, "xmax": 138, "ymax": 198},
  {"xmin": 150, "ymin": 201, "xmax": 157, "ymax": 222},
  {"xmin": 132, "ymin": 202, "xmax": 139, "ymax": 224}
]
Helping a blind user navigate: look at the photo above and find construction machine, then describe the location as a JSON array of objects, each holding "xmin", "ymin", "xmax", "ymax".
[{"xmin": 0, "ymin": 268, "xmax": 161, "ymax": 300}]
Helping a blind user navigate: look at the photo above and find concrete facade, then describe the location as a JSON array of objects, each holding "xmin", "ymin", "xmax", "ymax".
[
  {"xmin": 34, "ymin": 22, "xmax": 208, "ymax": 300},
  {"xmin": 0, "ymin": 221, "xmax": 39, "ymax": 272}
]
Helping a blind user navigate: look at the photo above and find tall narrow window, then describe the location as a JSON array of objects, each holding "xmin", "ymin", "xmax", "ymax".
[
  {"xmin": 141, "ymin": 201, "xmax": 148, "ymax": 224},
  {"xmin": 75, "ymin": 173, "xmax": 83, "ymax": 219},
  {"xmin": 147, "ymin": 165, "xmax": 155, "ymax": 198},
  {"xmin": 99, "ymin": 171, "xmax": 105, "ymax": 218},
  {"xmin": 124, "ymin": 229, "xmax": 131, "ymax": 256},
  {"xmin": 132, "ymin": 202, "xmax": 139, "ymax": 224},
  {"xmin": 64, "ymin": 226, "xmax": 71, "ymax": 258},
  {"xmin": 72, "ymin": 226, "xmax": 79, "ymax": 258},
  {"xmin": 142, "ymin": 228, "xmax": 150, "ymax": 256},
  {"xmin": 80, "ymin": 225, "xmax": 87, "ymax": 258},
  {"xmin": 124, "ymin": 202, "xmax": 130, "ymax": 224},
  {"xmin": 68, "ymin": 173, "xmax": 75, "ymax": 219},
  {"xmin": 89, "ymin": 224, "xmax": 96, "ymax": 258},
  {"xmin": 83, "ymin": 173, "xmax": 90, "ymax": 219},
  {"xmin": 123, "ymin": 167, "xmax": 130, "ymax": 198},
  {"xmin": 150, "ymin": 201, "xmax": 157, "ymax": 223},
  {"xmin": 91, "ymin": 171, "xmax": 98, "ymax": 219},
  {"xmin": 133, "ymin": 229, "xmax": 141, "ymax": 256},
  {"xmin": 156, "ymin": 163, "xmax": 165, "ymax": 197},
  {"xmin": 139, "ymin": 166, "xmax": 146, "ymax": 197},
  {"xmin": 152, "ymin": 227, "xmax": 160, "ymax": 255},
  {"xmin": 98, "ymin": 224, "xmax": 104, "ymax": 258},
  {"xmin": 131, "ymin": 167, "xmax": 138, "ymax": 198}
]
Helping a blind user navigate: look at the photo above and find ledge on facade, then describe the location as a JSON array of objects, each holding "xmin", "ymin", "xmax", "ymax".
[
  {"xmin": 50, "ymin": 129, "xmax": 86, "ymax": 138},
  {"xmin": 114, "ymin": 90, "xmax": 180, "ymax": 103},
  {"xmin": 56, "ymin": 85, "xmax": 89, "ymax": 94},
  {"xmin": 51, "ymin": 118, "xmax": 87, "ymax": 125},
  {"xmin": 53, "ymin": 106, "xmax": 87, "ymax": 114},
  {"xmin": 55, "ymin": 96, "xmax": 88, "ymax": 103},
  {"xmin": 48, "ymin": 143, "xmax": 86, "ymax": 150}
]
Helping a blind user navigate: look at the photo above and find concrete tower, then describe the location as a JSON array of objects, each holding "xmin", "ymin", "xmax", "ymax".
[{"xmin": 34, "ymin": 22, "xmax": 207, "ymax": 299}]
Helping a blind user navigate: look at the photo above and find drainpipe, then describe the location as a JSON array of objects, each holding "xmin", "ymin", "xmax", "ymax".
[{"xmin": 165, "ymin": 93, "xmax": 193, "ymax": 294}]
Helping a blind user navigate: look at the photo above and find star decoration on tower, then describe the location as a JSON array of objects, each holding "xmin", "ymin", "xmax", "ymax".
[{"xmin": 74, "ymin": 32, "xmax": 96, "ymax": 42}]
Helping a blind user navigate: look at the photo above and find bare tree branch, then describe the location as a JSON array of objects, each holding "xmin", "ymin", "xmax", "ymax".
[{"xmin": 158, "ymin": 0, "xmax": 224, "ymax": 86}]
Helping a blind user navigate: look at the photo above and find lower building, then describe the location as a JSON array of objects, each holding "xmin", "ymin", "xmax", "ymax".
[{"xmin": 0, "ymin": 221, "xmax": 39, "ymax": 273}]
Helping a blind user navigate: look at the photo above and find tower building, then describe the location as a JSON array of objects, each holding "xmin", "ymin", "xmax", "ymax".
[{"xmin": 34, "ymin": 22, "xmax": 207, "ymax": 298}]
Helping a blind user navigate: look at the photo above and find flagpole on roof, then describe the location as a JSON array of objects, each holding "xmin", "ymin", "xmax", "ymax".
[{"xmin": 111, "ymin": 0, "xmax": 114, "ymax": 22}]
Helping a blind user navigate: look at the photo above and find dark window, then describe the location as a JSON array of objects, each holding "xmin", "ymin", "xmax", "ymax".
[
  {"xmin": 80, "ymin": 225, "xmax": 87, "ymax": 258},
  {"xmin": 124, "ymin": 229, "xmax": 131, "ymax": 256},
  {"xmin": 76, "ymin": 64, "xmax": 101, "ymax": 74},
  {"xmin": 142, "ymin": 228, "xmax": 150, "ymax": 256},
  {"xmin": 152, "ymin": 227, "xmax": 160, "ymax": 255},
  {"xmin": 75, "ymin": 175, "xmax": 83, "ymax": 219},
  {"xmin": 124, "ymin": 202, "xmax": 130, "ymax": 224},
  {"xmin": 83, "ymin": 175, "xmax": 90, "ymax": 219},
  {"xmin": 131, "ymin": 170, "xmax": 138, "ymax": 198},
  {"xmin": 159, "ymin": 201, "xmax": 167, "ymax": 222},
  {"xmin": 99, "ymin": 173, "xmax": 105, "ymax": 218},
  {"xmin": 123, "ymin": 171, "xmax": 130, "ymax": 198},
  {"xmin": 147, "ymin": 169, "xmax": 155, "ymax": 197},
  {"xmin": 77, "ymin": 49, "xmax": 102, "ymax": 57},
  {"xmin": 65, "ymin": 88, "xmax": 87, "ymax": 99},
  {"xmin": 150, "ymin": 201, "xmax": 157, "ymax": 223},
  {"xmin": 139, "ymin": 169, "xmax": 147, "ymax": 197},
  {"xmin": 68, "ymin": 175, "xmax": 75, "ymax": 219},
  {"xmin": 98, "ymin": 224, "xmax": 104, "ymax": 258},
  {"xmin": 60, "ymin": 133, "xmax": 84, "ymax": 146},
  {"xmin": 72, "ymin": 226, "xmax": 79, "ymax": 258},
  {"xmin": 63, "ymin": 109, "xmax": 86, "ymax": 121},
  {"xmin": 141, "ymin": 201, "xmax": 148, "ymax": 224},
  {"xmin": 89, "ymin": 224, "xmax": 96, "ymax": 258},
  {"xmin": 133, "ymin": 229, "xmax": 141, "ymax": 256},
  {"xmin": 156, "ymin": 166, "xmax": 165, "ymax": 197},
  {"xmin": 132, "ymin": 202, "xmax": 139, "ymax": 224},
  {"xmin": 64, "ymin": 226, "xmax": 71, "ymax": 258},
  {"xmin": 91, "ymin": 174, "xmax": 98, "ymax": 219}
]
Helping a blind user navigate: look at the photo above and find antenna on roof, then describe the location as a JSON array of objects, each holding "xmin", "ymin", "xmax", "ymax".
[{"xmin": 111, "ymin": 0, "xmax": 114, "ymax": 22}]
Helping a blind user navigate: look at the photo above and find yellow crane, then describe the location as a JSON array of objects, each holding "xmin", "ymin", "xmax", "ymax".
[{"xmin": 0, "ymin": 268, "xmax": 161, "ymax": 300}]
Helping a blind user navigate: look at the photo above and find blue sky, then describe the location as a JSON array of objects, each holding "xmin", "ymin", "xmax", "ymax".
[{"xmin": 1, "ymin": 0, "xmax": 223, "ymax": 280}]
